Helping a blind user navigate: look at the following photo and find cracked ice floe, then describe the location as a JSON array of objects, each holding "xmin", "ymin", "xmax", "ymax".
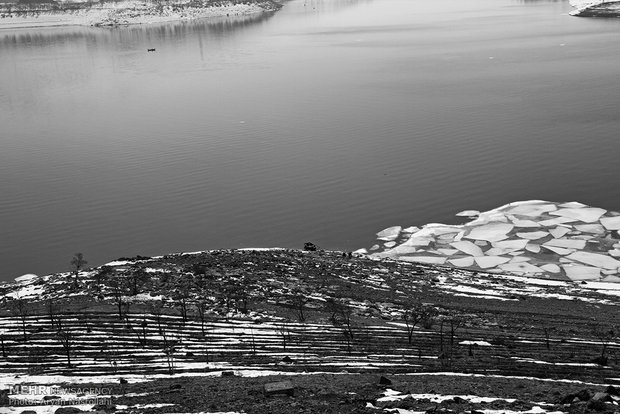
[
  {"xmin": 567, "ymin": 251, "xmax": 620, "ymax": 270},
  {"xmin": 377, "ymin": 226, "xmax": 402, "ymax": 241},
  {"xmin": 465, "ymin": 223, "xmax": 514, "ymax": 242},
  {"xmin": 364, "ymin": 200, "xmax": 620, "ymax": 282},
  {"xmin": 516, "ymin": 231, "xmax": 548, "ymax": 240},
  {"xmin": 601, "ymin": 216, "xmax": 620, "ymax": 230},
  {"xmin": 456, "ymin": 210, "xmax": 480, "ymax": 217},
  {"xmin": 550, "ymin": 207, "xmax": 606, "ymax": 223}
]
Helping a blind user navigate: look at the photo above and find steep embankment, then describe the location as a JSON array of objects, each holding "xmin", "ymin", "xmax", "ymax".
[{"xmin": 0, "ymin": 0, "xmax": 282, "ymax": 28}]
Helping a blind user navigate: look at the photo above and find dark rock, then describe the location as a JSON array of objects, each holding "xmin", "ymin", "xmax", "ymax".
[
  {"xmin": 592, "ymin": 355, "xmax": 608, "ymax": 366},
  {"xmin": 43, "ymin": 396, "xmax": 61, "ymax": 401},
  {"xmin": 20, "ymin": 411, "xmax": 37, "ymax": 414},
  {"xmin": 575, "ymin": 389, "xmax": 592, "ymax": 402},
  {"xmin": 264, "ymin": 380, "xmax": 294, "ymax": 396},
  {"xmin": 90, "ymin": 405, "xmax": 115, "ymax": 413},
  {"xmin": 379, "ymin": 376, "xmax": 392, "ymax": 386},
  {"xmin": 281, "ymin": 356, "xmax": 293, "ymax": 363},
  {"xmin": 450, "ymin": 396, "xmax": 467, "ymax": 404},
  {"xmin": 54, "ymin": 408, "xmax": 83, "ymax": 414},
  {"xmin": 587, "ymin": 399, "xmax": 608, "ymax": 411},
  {"xmin": 303, "ymin": 242, "xmax": 317, "ymax": 251},
  {"xmin": 221, "ymin": 371, "xmax": 235, "ymax": 377},
  {"xmin": 560, "ymin": 389, "xmax": 592, "ymax": 404},
  {"xmin": 185, "ymin": 352, "xmax": 194, "ymax": 357},
  {"xmin": 591, "ymin": 392, "xmax": 613, "ymax": 402},
  {"xmin": 119, "ymin": 378, "xmax": 128, "ymax": 384},
  {"xmin": 605, "ymin": 385, "xmax": 620, "ymax": 396}
]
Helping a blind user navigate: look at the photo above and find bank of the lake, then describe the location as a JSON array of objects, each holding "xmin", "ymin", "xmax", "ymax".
[
  {"xmin": 0, "ymin": 0, "xmax": 282, "ymax": 29},
  {"xmin": 570, "ymin": 0, "xmax": 620, "ymax": 17}
]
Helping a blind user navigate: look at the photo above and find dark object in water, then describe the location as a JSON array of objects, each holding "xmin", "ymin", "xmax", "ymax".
[{"xmin": 147, "ymin": 48, "xmax": 156, "ymax": 52}]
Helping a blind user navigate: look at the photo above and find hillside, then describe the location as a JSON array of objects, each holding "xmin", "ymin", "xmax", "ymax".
[
  {"xmin": 0, "ymin": 0, "xmax": 282, "ymax": 28},
  {"xmin": 2, "ymin": 248, "xmax": 620, "ymax": 413}
]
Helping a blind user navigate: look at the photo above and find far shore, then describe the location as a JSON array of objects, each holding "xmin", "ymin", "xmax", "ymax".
[
  {"xmin": 0, "ymin": 0, "xmax": 283, "ymax": 30},
  {"xmin": 569, "ymin": 0, "xmax": 620, "ymax": 17}
]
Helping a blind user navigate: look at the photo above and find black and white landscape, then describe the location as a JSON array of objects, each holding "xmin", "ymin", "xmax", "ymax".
[{"xmin": 1, "ymin": 0, "xmax": 620, "ymax": 412}]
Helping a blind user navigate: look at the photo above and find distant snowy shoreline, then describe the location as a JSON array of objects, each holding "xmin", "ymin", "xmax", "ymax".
[
  {"xmin": 569, "ymin": 0, "xmax": 620, "ymax": 17},
  {"xmin": 0, "ymin": 0, "xmax": 282, "ymax": 29}
]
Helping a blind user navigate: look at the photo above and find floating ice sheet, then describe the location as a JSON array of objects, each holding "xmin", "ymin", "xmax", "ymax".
[
  {"xmin": 550, "ymin": 207, "xmax": 606, "ymax": 223},
  {"xmin": 465, "ymin": 223, "xmax": 514, "ymax": 242},
  {"xmin": 365, "ymin": 200, "xmax": 620, "ymax": 282}
]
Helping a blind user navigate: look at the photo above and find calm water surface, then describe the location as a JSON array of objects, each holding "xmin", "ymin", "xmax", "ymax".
[{"xmin": 1, "ymin": 0, "xmax": 620, "ymax": 281}]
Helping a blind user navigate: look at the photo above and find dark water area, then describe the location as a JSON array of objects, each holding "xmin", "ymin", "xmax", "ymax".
[{"xmin": 1, "ymin": 0, "xmax": 620, "ymax": 281}]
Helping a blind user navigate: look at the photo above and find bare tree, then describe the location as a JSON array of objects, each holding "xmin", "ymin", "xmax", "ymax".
[
  {"xmin": 0, "ymin": 332, "xmax": 6, "ymax": 357},
  {"xmin": 196, "ymin": 300, "xmax": 209, "ymax": 336},
  {"xmin": 129, "ymin": 266, "xmax": 148, "ymax": 296},
  {"xmin": 402, "ymin": 303, "xmax": 433, "ymax": 345},
  {"xmin": 326, "ymin": 298, "xmax": 354, "ymax": 339},
  {"xmin": 70, "ymin": 253, "xmax": 88, "ymax": 288},
  {"xmin": 162, "ymin": 330, "xmax": 178, "ymax": 375},
  {"xmin": 10, "ymin": 298, "xmax": 29, "ymax": 342},
  {"xmin": 291, "ymin": 289, "xmax": 308, "ymax": 322},
  {"xmin": 174, "ymin": 278, "xmax": 192, "ymax": 324},
  {"xmin": 149, "ymin": 300, "xmax": 165, "ymax": 335},
  {"xmin": 276, "ymin": 321, "xmax": 292, "ymax": 351},
  {"xmin": 593, "ymin": 323, "xmax": 616, "ymax": 363},
  {"xmin": 47, "ymin": 299, "xmax": 57, "ymax": 331},
  {"xmin": 56, "ymin": 318, "xmax": 73, "ymax": 366},
  {"xmin": 110, "ymin": 276, "xmax": 126, "ymax": 319}
]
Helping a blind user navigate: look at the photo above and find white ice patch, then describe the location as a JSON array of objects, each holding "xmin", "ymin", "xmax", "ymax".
[
  {"xmin": 465, "ymin": 223, "xmax": 514, "ymax": 242},
  {"xmin": 550, "ymin": 207, "xmax": 606, "ymax": 223}
]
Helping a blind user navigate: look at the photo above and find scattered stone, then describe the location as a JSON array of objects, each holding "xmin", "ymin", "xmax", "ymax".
[
  {"xmin": 605, "ymin": 385, "xmax": 620, "ymax": 396},
  {"xmin": 91, "ymin": 405, "xmax": 115, "ymax": 413},
  {"xmin": 378, "ymin": 376, "xmax": 392, "ymax": 386},
  {"xmin": 264, "ymin": 380, "xmax": 294, "ymax": 396},
  {"xmin": 587, "ymin": 399, "xmax": 608, "ymax": 411},
  {"xmin": 560, "ymin": 389, "xmax": 592, "ymax": 404},
  {"xmin": 591, "ymin": 392, "xmax": 613, "ymax": 402},
  {"xmin": 54, "ymin": 408, "xmax": 83, "ymax": 414}
]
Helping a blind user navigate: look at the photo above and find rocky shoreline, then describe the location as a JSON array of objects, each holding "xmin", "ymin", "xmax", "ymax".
[
  {"xmin": 0, "ymin": 0, "xmax": 283, "ymax": 29},
  {"xmin": 569, "ymin": 0, "xmax": 620, "ymax": 17}
]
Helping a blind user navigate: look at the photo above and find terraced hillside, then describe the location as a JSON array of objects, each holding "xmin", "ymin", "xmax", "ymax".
[{"xmin": 1, "ymin": 249, "xmax": 620, "ymax": 413}]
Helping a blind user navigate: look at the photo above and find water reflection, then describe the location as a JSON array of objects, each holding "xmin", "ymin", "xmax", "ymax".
[{"xmin": 0, "ymin": 11, "xmax": 276, "ymax": 49}]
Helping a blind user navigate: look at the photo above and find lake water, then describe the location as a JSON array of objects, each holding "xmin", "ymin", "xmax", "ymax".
[{"xmin": 1, "ymin": 0, "xmax": 620, "ymax": 281}]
